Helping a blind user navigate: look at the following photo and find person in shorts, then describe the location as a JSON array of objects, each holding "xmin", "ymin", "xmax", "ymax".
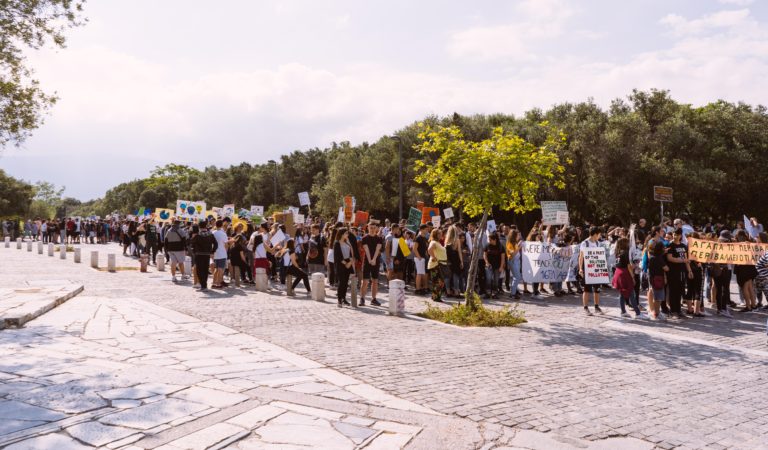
[
  {"xmin": 413, "ymin": 224, "xmax": 429, "ymax": 295},
  {"xmin": 578, "ymin": 226, "xmax": 604, "ymax": 315},
  {"xmin": 360, "ymin": 223, "xmax": 383, "ymax": 306},
  {"xmin": 164, "ymin": 220, "xmax": 188, "ymax": 282}
]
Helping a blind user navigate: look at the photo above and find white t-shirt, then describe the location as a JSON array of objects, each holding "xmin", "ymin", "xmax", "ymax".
[{"xmin": 213, "ymin": 229, "xmax": 228, "ymax": 260}]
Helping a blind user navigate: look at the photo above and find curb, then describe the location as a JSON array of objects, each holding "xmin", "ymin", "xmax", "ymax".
[{"xmin": 1, "ymin": 284, "xmax": 85, "ymax": 329}]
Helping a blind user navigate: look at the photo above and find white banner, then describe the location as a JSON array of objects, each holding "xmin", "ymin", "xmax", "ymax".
[
  {"xmin": 176, "ymin": 200, "xmax": 207, "ymax": 220},
  {"xmin": 584, "ymin": 247, "xmax": 610, "ymax": 284},
  {"xmin": 541, "ymin": 201, "xmax": 568, "ymax": 225},
  {"xmin": 521, "ymin": 242, "xmax": 573, "ymax": 283}
]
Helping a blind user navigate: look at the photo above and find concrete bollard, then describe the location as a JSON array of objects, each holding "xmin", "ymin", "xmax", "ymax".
[
  {"xmin": 184, "ymin": 256, "xmax": 192, "ymax": 278},
  {"xmin": 349, "ymin": 275, "xmax": 358, "ymax": 308},
  {"xmin": 108, "ymin": 254, "xmax": 116, "ymax": 272},
  {"xmin": 139, "ymin": 255, "xmax": 148, "ymax": 273},
  {"xmin": 3, "ymin": 237, "xmax": 9, "ymax": 248},
  {"xmin": 286, "ymin": 274, "xmax": 294, "ymax": 296},
  {"xmin": 37, "ymin": 241, "xmax": 43, "ymax": 254},
  {"xmin": 311, "ymin": 273, "xmax": 325, "ymax": 302},
  {"xmin": 16, "ymin": 238, "xmax": 22, "ymax": 249},
  {"xmin": 388, "ymin": 279, "xmax": 406, "ymax": 316},
  {"xmin": 60, "ymin": 244, "xmax": 67, "ymax": 259},
  {"xmin": 156, "ymin": 253, "xmax": 165, "ymax": 271},
  {"xmin": 255, "ymin": 268, "xmax": 268, "ymax": 291},
  {"xmin": 74, "ymin": 247, "xmax": 81, "ymax": 263},
  {"xmin": 26, "ymin": 241, "xmax": 32, "ymax": 252},
  {"xmin": 90, "ymin": 251, "xmax": 99, "ymax": 268},
  {"xmin": 48, "ymin": 243, "xmax": 54, "ymax": 257}
]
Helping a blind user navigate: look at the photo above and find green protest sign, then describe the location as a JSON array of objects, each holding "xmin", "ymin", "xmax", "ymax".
[{"xmin": 406, "ymin": 207, "xmax": 422, "ymax": 233}]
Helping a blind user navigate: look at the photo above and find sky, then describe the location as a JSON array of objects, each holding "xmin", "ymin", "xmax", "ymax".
[{"xmin": 2, "ymin": 0, "xmax": 767, "ymax": 200}]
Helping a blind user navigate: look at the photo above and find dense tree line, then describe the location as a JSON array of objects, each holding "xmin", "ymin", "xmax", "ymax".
[{"xmin": 3, "ymin": 89, "xmax": 767, "ymax": 226}]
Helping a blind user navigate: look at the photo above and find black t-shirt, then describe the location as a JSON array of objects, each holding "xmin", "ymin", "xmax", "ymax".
[
  {"xmin": 415, "ymin": 234, "xmax": 428, "ymax": 258},
  {"xmin": 667, "ymin": 242, "xmax": 687, "ymax": 273},
  {"xmin": 307, "ymin": 234, "xmax": 325, "ymax": 265},
  {"xmin": 486, "ymin": 243, "xmax": 503, "ymax": 269},
  {"xmin": 361, "ymin": 235, "xmax": 383, "ymax": 265}
]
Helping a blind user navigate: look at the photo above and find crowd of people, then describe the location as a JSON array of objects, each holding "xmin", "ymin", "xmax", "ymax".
[{"xmin": 4, "ymin": 214, "xmax": 768, "ymax": 319}]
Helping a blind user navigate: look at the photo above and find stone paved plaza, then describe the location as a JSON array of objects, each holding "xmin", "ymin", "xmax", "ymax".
[{"xmin": 0, "ymin": 242, "xmax": 767, "ymax": 449}]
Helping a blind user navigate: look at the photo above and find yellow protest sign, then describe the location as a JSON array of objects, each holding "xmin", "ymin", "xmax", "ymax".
[
  {"xmin": 398, "ymin": 237, "xmax": 411, "ymax": 257},
  {"xmin": 155, "ymin": 208, "xmax": 175, "ymax": 223},
  {"xmin": 688, "ymin": 238, "xmax": 768, "ymax": 265}
]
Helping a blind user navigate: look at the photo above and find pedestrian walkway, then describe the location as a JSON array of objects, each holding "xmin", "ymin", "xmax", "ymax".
[{"xmin": 0, "ymin": 243, "xmax": 766, "ymax": 449}]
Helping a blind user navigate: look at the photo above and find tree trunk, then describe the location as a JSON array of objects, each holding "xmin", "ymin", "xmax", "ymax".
[{"xmin": 464, "ymin": 209, "xmax": 489, "ymax": 309}]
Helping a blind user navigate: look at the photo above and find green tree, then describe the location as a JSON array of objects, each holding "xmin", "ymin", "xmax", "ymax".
[
  {"xmin": 0, "ymin": 0, "xmax": 84, "ymax": 148},
  {"xmin": 415, "ymin": 124, "xmax": 566, "ymax": 302},
  {"xmin": 0, "ymin": 169, "xmax": 34, "ymax": 216}
]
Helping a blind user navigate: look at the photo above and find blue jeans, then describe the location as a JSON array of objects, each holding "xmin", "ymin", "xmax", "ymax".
[
  {"xmin": 508, "ymin": 257, "xmax": 521, "ymax": 295},
  {"xmin": 620, "ymin": 291, "xmax": 641, "ymax": 315},
  {"xmin": 486, "ymin": 267, "xmax": 501, "ymax": 293}
]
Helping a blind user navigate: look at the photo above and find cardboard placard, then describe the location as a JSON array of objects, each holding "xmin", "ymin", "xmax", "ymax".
[
  {"xmin": 443, "ymin": 207, "xmax": 454, "ymax": 219},
  {"xmin": 521, "ymin": 242, "xmax": 573, "ymax": 283},
  {"xmin": 541, "ymin": 201, "xmax": 568, "ymax": 225},
  {"xmin": 421, "ymin": 207, "xmax": 439, "ymax": 225},
  {"xmin": 406, "ymin": 207, "xmax": 422, "ymax": 233},
  {"xmin": 688, "ymin": 237, "xmax": 768, "ymax": 265},
  {"xmin": 250, "ymin": 205, "xmax": 264, "ymax": 216},
  {"xmin": 583, "ymin": 247, "xmax": 610, "ymax": 284}
]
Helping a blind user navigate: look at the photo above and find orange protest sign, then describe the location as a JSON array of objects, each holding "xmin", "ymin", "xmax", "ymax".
[
  {"xmin": 343, "ymin": 195, "xmax": 354, "ymax": 223},
  {"xmin": 354, "ymin": 211, "xmax": 369, "ymax": 226},
  {"xmin": 421, "ymin": 207, "xmax": 440, "ymax": 224},
  {"xmin": 688, "ymin": 238, "xmax": 768, "ymax": 266}
]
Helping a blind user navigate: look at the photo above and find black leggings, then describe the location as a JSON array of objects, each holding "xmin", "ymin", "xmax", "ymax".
[
  {"xmin": 287, "ymin": 265, "xmax": 310, "ymax": 291},
  {"xmin": 195, "ymin": 255, "xmax": 211, "ymax": 289},
  {"xmin": 336, "ymin": 265, "xmax": 351, "ymax": 302},
  {"xmin": 714, "ymin": 269, "xmax": 731, "ymax": 312}
]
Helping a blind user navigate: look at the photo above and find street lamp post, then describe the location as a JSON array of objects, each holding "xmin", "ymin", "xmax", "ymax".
[
  {"xmin": 390, "ymin": 136, "xmax": 403, "ymax": 221},
  {"xmin": 268, "ymin": 160, "xmax": 278, "ymax": 206}
]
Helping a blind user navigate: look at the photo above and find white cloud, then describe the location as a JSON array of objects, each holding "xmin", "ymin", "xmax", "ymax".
[
  {"xmin": 447, "ymin": 0, "xmax": 574, "ymax": 61},
  {"xmin": 660, "ymin": 8, "xmax": 751, "ymax": 35},
  {"xmin": 718, "ymin": 0, "xmax": 753, "ymax": 5}
]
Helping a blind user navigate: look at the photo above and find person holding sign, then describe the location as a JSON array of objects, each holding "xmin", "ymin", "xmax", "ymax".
[
  {"xmin": 578, "ymin": 227, "xmax": 604, "ymax": 315},
  {"xmin": 361, "ymin": 223, "xmax": 383, "ymax": 306},
  {"xmin": 665, "ymin": 229, "xmax": 692, "ymax": 319}
]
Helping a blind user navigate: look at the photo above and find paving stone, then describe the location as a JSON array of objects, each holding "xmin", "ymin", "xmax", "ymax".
[
  {"xmin": 226, "ymin": 405, "xmax": 285, "ymax": 429},
  {"xmin": 5, "ymin": 432, "xmax": 93, "ymax": 450},
  {"xmin": 332, "ymin": 420, "xmax": 377, "ymax": 443},
  {"xmin": 66, "ymin": 421, "xmax": 138, "ymax": 447},
  {"xmin": 99, "ymin": 398, "xmax": 209, "ymax": 430},
  {"xmin": 170, "ymin": 386, "xmax": 249, "ymax": 408},
  {"xmin": 164, "ymin": 422, "xmax": 247, "ymax": 450},
  {"xmin": 252, "ymin": 413, "xmax": 354, "ymax": 449}
]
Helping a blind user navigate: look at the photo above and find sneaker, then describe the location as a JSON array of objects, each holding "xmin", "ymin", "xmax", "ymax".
[
  {"xmin": 193, "ymin": 284, "xmax": 201, "ymax": 289},
  {"xmin": 635, "ymin": 312, "xmax": 647, "ymax": 320},
  {"xmin": 594, "ymin": 305, "xmax": 604, "ymax": 314},
  {"xmin": 621, "ymin": 312, "xmax": 631, "ymax": 318},
  {"xmin": 514, "ymin": 293, "xmax": 521, "ymax": 300},
  {"xmin": 721, "ymin": 310, "xmax": 733, "ymax": 318},
  {"xmin": 171, "ymin": 276, "xmax": 178, "ymax": 283},
  {"xmin": 342, "ymin": 300, "xmax": 351, "ymax": 306},
  {"xmin": 658, "ymin": 312, "xmax": 667, "ymax": 321},
  {"xmin": 337, "ymin": 301, "xmax": 343, "ymax": 308},
  {"xmin": 584, "ymin": 306, "xmax": 593, "ymax": 316},
  {"xmin": 199, "ymin": 287, "xmax": 208, "ymax": 292},
  {"xmin": 371, "ymin": 299, "xmax": 381, "ymax": 306},
  {"xmin": 360, "ymin": 299, "xmax": 365, "ymax": 306}
]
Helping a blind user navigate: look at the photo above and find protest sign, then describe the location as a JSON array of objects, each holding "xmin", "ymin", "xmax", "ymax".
[
  {"xmin": 270, "ymin": 229, "xmax": 286, "ymax": 247},
  {"xmin": 443, "ymin": 207, "xmax": 454, "ymax": 219},
  {"xmin": 521, "ymin": 242, "xmax": 573, "ymax": 283},
  {"xmin": 421, "ymin": 207, "xmax": 439, "ymax": 225},
  {"xmin": 273, "ymin": 212, "xmax": 295, "ymax": 236},
  {"xmin": 431, "ymin": 215, "xmax": 441, "ymax": 228},
  {"xmin": 337, "ymin": 207, "xmax": 344, "ymax": 223},
  {"xmin": 250, "ymin": 205, "xmax": 264, "ymax": 216},
  {"xmin": 541, "ymin": 201, "xmax": 568, "ymax": 225},
  {"xmin": 653, "ymin": 186, "xmax": 673, "ymax": 202},
  {"xmin": 406, "ymin": 207, "xmax": 422, "ymax": 233},
  {"xmin": 176, "ymin": 200, "xmax": 206, "ymax": 220},
  {"xmin": 155, "ymin": 208, "xmax": 174, "ymax": 223},
  {"xmin": 398, "ymin": 237, "xmax": 411, "ymax": 257},
  {"xmin": 298, "ymin": 192, "xmax": 311, "ymax": 206},
  {"xmin": 343, "ymin": 195, "xmax": 354, "ymax": 223},
  {"xmin": 222, "ymin": 204, "xmax": 235, "ymax": 218},
  {"xmin": 486, "ymin": 220, "xmax": 497, "ymax": 234},
  {"xmin": 416, "ymin": 201, "xmax": 424, "ymax": 211},
  {"xmin": 354, "ymin": 211, "xmax": 369, "ymax": 226},
  {"xmin": 583, "ymin": 247, "xmax": 610, "ymax": 284},
  {"xmin": 237, "ymin": 208, "xmax": 251, "ymax": 219},
  {"xmin": 688, "ymin": 237, "xmax": 768, "ymax": 265},
  {"xmin": 555, "ymin": 210, "xmax": 569, "ymax": 225}
]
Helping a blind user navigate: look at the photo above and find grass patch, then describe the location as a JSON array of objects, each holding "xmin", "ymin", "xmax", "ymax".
[{"xmin": 417, "ymin": 294, "xmax": 526, "ymax": 327}]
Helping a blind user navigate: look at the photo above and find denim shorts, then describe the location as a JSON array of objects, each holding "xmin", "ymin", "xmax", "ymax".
[
  {"xmin": 652, "ymin": 288, "xmax": 665, "ymax": 301},
  {"xmin": 214, "ymin": 258, "xmax": 227, "ymax": 269}
]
